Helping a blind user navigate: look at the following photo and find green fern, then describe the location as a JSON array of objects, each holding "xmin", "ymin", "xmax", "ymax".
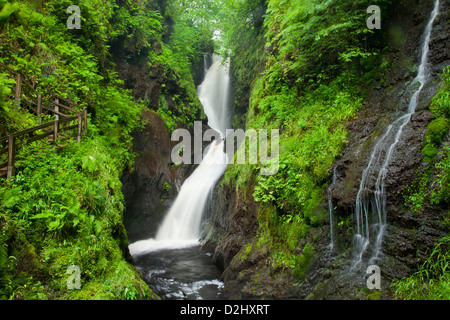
[{"xmin": 0, "ymin": 2, "xmax": 20, "ymax": 27}]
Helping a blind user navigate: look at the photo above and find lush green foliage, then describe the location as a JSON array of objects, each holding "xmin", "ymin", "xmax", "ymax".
[
  {"xmin": 405, "ymin": 144, "xmax": 450, "ymax": 214},
  {"xmin": 250, "ymin": 80, "xmax": 361, "ymax": 214},
  {"xmin": 0, "ymin": 139, "xmax": 155, "ymax": 299},
  {"xmin": 0, "ymin": 0, "xmax": 143, "ymax": 147},
  {"xmin": 262, "ymin": 0, "xmax": 390, "ymax": 88},
  {"xmin": 149, "ymin": 0, "xmax": 216, "ymax": 132},
  {"xmin": 405, "ymin": 67, "xmax": 450, "ymax": 213},
  {"xmin": 219, "ymin": 0, "xmax": 266, "ymax": 56},
  {"xmin": 422, "ymin": 66, "xmax": 450, "ymax": 161},
  {"xmin": 0, "ymin": 1, "xmax": 143, "ymax": 299}
]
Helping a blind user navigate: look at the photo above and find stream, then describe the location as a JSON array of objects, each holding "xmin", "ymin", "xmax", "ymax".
[{"xmin": 132, "ymin": 245, "xmax": 223, "ymax": 300}]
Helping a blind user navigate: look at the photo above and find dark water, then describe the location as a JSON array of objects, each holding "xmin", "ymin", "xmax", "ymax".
[{"xmin": 132, "ymin": 245, "xmax": 224, "ymax": 300}]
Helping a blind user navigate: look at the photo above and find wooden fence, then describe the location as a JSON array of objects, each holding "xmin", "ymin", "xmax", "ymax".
[{"xmin": 0, "ymin": 62, "xmax": 88, "ymax": 180}]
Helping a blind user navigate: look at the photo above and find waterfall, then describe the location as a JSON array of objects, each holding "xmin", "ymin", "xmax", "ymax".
[
  {"xmin": 129, "ymin": 55, "xmax": 231, "ymax": 256},
  {"xmin": 328, "ymin": 167, "xmax": 337, "ymax": 251},
  {"xmin": 351, "ymin": 0, "xmax": 440, "ymax": 269},
  {"xmin": 198, "ymin": 55, "xmax": 231, "ymax": 138}
]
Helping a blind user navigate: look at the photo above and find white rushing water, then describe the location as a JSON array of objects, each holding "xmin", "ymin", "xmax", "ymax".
[
  {"xmin": 129, "ymin": 55, "xmax": 231, "ymax": 257},
  {"xmin": 352, "ymin": 0, "xmax": 440, "ymax": 269},
  {"xmin": 328, "ymin": 167, "xmax": 337, "ymax": 252},
  {"xmin": 199, "ymin": 55, "xmax": 231, "ymax": 137}
]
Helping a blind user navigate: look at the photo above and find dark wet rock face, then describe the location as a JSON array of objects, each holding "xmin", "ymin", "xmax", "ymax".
[
  {"xmin": 203, "ymin": 182, "xmax": 260, "ymax": 273},
  {"xmin": 121, "ymin": 110, "xmax": 191, "ymax": 242}
]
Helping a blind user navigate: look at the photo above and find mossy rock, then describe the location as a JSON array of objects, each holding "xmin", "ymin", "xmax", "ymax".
[
  {"xmin": 366, "ymin": 290, "xmax": 382, "ymax": 300},
  {"xmin": 425, "ymin": 117, "xmax": 449, "ymax": 145},
  {"xmin": 422, "ymin": 143, "xmax": 438, "ymax": 161},
  {"xmin": 292, "ymin": 243, "xmax": 316, "ymax": 280}
]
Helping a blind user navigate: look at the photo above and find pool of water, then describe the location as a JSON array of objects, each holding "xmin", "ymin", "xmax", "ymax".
[{"xmin": 132, "ymin": 245, "xmax": 223, "ymax": 300}]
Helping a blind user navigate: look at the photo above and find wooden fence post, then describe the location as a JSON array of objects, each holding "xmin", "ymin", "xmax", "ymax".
[
  {"xmin": 53, "ymin": 98, "xmax": 59, "ymax": 143},
  {"xmin": 14, "ymin": 73, "xmax": 22, "ymax": 110},
  {"xmin": 77, "ymin": 114, "xmax": 82, "ymax": 143},
  {"xmin": 54, "ymin": 98, "xmax": 59, "ymax": 121},
  {"xmin": 83, "ymin": 109, "xmax": 87, "ymax": 134},
  {"xmin": 7, "ymin": 135, "xmax": 16, "ymax": 180},
  {"xmin": 54, "ymin": 119, "xmax": 59, "ymax": 143},
  {"xmin": 37, "ymin": 93, "xmax": 42, "ymax": 125}
]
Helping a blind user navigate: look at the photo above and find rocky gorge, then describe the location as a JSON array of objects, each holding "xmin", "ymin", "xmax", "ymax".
[{"xmin": 120, "ymin": 0, "xmax": 449, "ymax": 300}]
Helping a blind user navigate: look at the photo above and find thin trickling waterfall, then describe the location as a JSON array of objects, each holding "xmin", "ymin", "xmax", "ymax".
[
  {"xmin": 352, "ymin": 0, "xmax": 440, "ymax": 269},
  {"xmin": 129, "ymin": 55, "xmax": 231, "ymax": 256}
]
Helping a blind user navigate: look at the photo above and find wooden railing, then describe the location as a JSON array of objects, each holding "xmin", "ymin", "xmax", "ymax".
[{"xmin": 0, "ymin": 62, "xmax": 88, "ymax": 180}]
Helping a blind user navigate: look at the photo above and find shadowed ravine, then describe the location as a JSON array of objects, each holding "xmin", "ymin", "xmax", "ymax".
[{"xmin": 128, "ymin": 55, "xmax": 231, "ymax": 300}]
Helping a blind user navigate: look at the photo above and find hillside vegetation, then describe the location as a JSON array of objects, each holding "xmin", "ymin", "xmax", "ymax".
[{"xmin": 0, "ymin": 0, "xmax": 212, "ymax": 300}]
